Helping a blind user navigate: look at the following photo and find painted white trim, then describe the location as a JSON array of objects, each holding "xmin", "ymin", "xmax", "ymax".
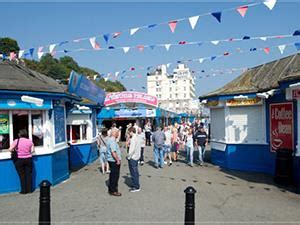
[
  {"xmin": 210, "ymin": 140, "xmax": 269, "ymax": 145},
  {"xmin": 69, "ymin": 140, "xmax": 97, "ymax": 146},
  {"xmin": 210, "ymin": 141, "xmax": 226, "ymax": 151}
]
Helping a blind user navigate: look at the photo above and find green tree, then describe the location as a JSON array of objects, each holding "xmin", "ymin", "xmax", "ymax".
[{"xmin": 0, "ymin": 37, "xmax": 20, "ymax": 55}]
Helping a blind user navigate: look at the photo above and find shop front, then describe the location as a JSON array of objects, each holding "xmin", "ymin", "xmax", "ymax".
[{"xmin": 66, "ymin": 71, "xmax": 105, "ymax": 170}]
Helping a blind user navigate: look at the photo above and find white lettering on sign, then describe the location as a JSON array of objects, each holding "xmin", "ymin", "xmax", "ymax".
[
  {"xmin": 278, "ymin": 121, "xmax": 292, "ymax": 134},
  {"xmin": 271, "ymin": 107, "xmax": 293, "ymax": 120}
]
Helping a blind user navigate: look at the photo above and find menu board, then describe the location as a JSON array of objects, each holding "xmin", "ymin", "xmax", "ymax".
[{"xmin": 54, "ymin": 106, "xmax": 66, "ymax": 144}]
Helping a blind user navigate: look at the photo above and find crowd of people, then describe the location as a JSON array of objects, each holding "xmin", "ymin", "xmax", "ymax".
[{"xmin": 97, "ymin": 119, "xmax": 208, "ymax": 197}]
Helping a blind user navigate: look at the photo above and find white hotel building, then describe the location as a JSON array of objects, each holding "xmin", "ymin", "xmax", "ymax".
[{"xmin": 147, "ymin": 64, "xmax": 198, "ymax": 114}]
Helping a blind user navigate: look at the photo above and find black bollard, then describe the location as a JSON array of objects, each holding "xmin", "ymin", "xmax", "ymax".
[
  {"xmin": 39, "ymin": 180, "xmax": 51, "ymax": 225},
  {"xmin": 184, "ymin": 186, "xmax": 196, "ymax": 225}
]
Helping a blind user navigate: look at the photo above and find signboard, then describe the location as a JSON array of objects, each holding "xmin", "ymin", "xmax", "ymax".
[
  {"xmin": 68, "ymin": 71, "xmax": 106, "ymax": 105},
  {"xmin": 226, "ymin": 97, "xmax": 262, "ymax": 106},
  {"xmin": 114, "ymin": 108, "xmax": 156, "ymax": 118},
  {"xmin": 104, "ymin": 92, "xmax": 158, "ymax": 107},
  {"xmin": 270, "ymin": 102, "xmax": 294, "ymax": 152},
  {"xmin": 0, "ymin": 114, "xmax": 9, "ymax": 134},
  {"xmin": 54, "ymin": 106, "xmax": 66, "ymax": 144},
  {"xmin": 292, "ymin": 89, "xmax": 300, "ymax": 99}
]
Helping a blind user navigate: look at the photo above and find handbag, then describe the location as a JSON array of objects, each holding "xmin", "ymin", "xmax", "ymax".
[{"xmin": 11, "ymin": 138, "xmax": 20, "ymax": 162}]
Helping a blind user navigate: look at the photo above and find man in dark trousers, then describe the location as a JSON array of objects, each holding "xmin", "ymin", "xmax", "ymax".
[
  {"xmin": 193, "ymin": 126, "xmax": 208, "ymax": 166},
  {"xmin": 106, "ymin": 129, "xmax": 122, "ymax": 196}
]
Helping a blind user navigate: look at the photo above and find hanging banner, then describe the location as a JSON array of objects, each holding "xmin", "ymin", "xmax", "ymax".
[
  {"xmin": 104, "ymin": 91, "xmax": 158, "ymax": 107},
  {"xmin": 270, "ymin": 102, "xmax": 294, "ymax": 152},
  {"xmin": 68, "ymin": 71, "xmax": 106, "ymax": 105},
  {"xmin": 0, "ymin": 114, "xmax": 9, "ymax": 134}
]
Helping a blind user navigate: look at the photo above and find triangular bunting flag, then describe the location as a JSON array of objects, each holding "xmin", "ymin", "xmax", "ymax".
[
  {"xmin": 103, "ymin": 34, "xmax": 110, "ymax": 44},
  {"xmin": 168, "ymin": 21, "xmax": 177, "ymax": 33},
  {"xmin": 137, "ymin": 45, "xmax": 144, "ymax": 51},
  {"xmin": 179, "ymin": 41, "xmax": 186, "ymax": 45},
  {"xmin": 242, "ymin": 36, "xmax": 250, "ymax": 40},
  {"xmin": 211, "ymin": 12, "xmax": 222, "ymax": 23},
  {"xmin": 260, "ymin": 37, "xmax": 267, "ymax": 41},
  {"xmin": 295, "ymin": 43, "xmax": 300, "ymax": 51},
  {"xmin": 130, "ymin": 27, "xmax": 139, "ymax": 36},
  {"xmin": 38, "ymin": 47, "xmax": 44, "ymax": 59},
  {"xmin": 224, "ymin": 52, "xmax": 229, "ymax": 56},
  {"xmin": 104, "ymin": 78, "xmax": 108, "ymax": 82},
  {"xmin": 197, "ymin": 42, "xmax": 203, "ymax": 47},
  {"xmin": 18, "ymin": 50, "xmax": 24, "ymax": 58},
  {"xmin": 123, "ymin": 47, "xmax": 130, "ymax": 53},
  {"xmin": 278, "ymin": 45, "xmax": 286, "ymax": 54},
  {"xmin": 199, "ymin": 58, "xmax": 204, "ymax": 63},
  {"xmin": 49, "ymin": 44, "xmax": 56, "ymax": 54},
  {"xmin": 264, "ymin": 0, "xmax": 277, "ymax": 10},
  {"xmin": 89, "ymin": 37, "xmax": 100, "ymax": 49},
  {"xmin": 293, "ymin": 30, "xmax": 300, "ymax": 36},
  {"xmin": 188, "ymin": 16, "xmax": 199, "ymax": 30},
  {"xmin": 108, "ymin": 46, "xmax": 115, "ymax": 49},
  {"xmin": 211, "ymin": 40, "xmax": 219, "ymax": 45},
  {"xmin": 166, "ymin": 63, "xmax": 171, "ymax": 68},
  {"xmin": 59, "ymin": 41, "xmax": 68, "ymax": 46},
  {"xmin": 93, "ymin": 75, "xmax": 98, "ymax": 80},
  {"xmin": 64, "ymin": 49, "xmax": 69, "ymax": 54},
  {"xmin": 165, "ymin": 44, "xmax": 171, "ymax": 51},
  {"xmin": 115, "ymin": 72, "xmax": 120, "ymax": 77},
  {"xmin": 130, "ymin": 67, "xmax": 135, "ymax": 71},
  {"xmin": 148, "ymin": 24, "xmax": 157, "ymax": 29},
  {"xmin": 250, "ymin": 48, "xmax": 257, "ymax": 51},
  {"xmin": 264, "ymin": 47, "xmax": 270, "ymax": 54},
  {"xmin": 149, "ymin": 45, "xmax": 155, "ymax": 50},
  {"xmin": 211, "ymin": 56, "xmax": 217, "ymax": 61},
  {"xmin": 236, "ymin": 6, "xmax": 248, "ymax": 18},
  {"xmin": 113, "ymin": 32, "xmax": 121, "ymax": 38},
  {"xmin": 29, "ymin": 48, "xmax": 34, "ymax": 58}
]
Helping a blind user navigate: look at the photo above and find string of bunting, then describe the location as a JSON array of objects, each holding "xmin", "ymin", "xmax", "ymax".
[
  {"xmin": 92, "ymin": 41, "xmax": 300, "ymax": 82},
  {"xmin": 6, "ymin": 0, "xmax": 278, "ymax": 59},
  {"xmin": 6, "ymin": 29, "xmax": 300, "ymax": 61}
]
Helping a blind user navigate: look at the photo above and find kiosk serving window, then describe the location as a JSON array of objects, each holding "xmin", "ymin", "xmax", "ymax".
[
  {"xmin": 0, "ymin": 110, "xmax": 45, "ymax": 151},
  {"xmin": 67, "ymin": 124, "xmax": 88, "ymax": 143}
]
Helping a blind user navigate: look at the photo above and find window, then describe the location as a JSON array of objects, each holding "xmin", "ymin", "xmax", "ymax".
[
  {"xmin": 170, "ymin": 94, "xmax": 172, "ymax": 98},
  {"xmin": 184, "ymin": 94, "xmax": 186, "ymax": 98},
  {"xmin": 184, "ymin": 87, "xmax": 186, "ymax": 91},
  {"xmin": 0, "ymin": 111, "xmax": 10, "ymax": 150},
  {"xmin": 67, "ymin": 124, "xmax": 88, "ymax": 143},
  {"xmin": 31, "ymin": 111, "xmax": 44, "ymax": 147},
  {"xmin": 210, "ymin": 108, "xmax": 225, "ymax": 142},
  {"xmin": 169, "ymin": 87, "xmax": 172, "ymax": 92}
]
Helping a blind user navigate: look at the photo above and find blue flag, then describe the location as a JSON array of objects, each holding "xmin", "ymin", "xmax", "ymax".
[
  {"xmin": 29, "ymin": 48, "xmax": 34, "ymax": 58},
  {"xmin": 293, "ymin": 30, "xmax": 300, "ymax": 36},
  {"xmin": 295, "ymin": 43, "xmax": 300, "ymax": 51},
  {"xmin": 103, "ymin": 34, "xmax": 110, "ymax": 44},
  {"xmin": 211, "ymin": 12, "xmax": 222, "ymax": 23}
]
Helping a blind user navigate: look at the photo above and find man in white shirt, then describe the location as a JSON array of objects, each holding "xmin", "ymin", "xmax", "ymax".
[{"xmin": 127, "ymin": 127, "xmax": 141, "ymax": 192}]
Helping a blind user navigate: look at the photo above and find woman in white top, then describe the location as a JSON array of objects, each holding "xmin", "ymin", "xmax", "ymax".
[{"xmin": 185, "ymin": 128, "xmax": 194, "ymax": 167}]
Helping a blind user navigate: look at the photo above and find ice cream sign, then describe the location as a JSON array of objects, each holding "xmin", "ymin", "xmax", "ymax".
[{"xmin": 270, "ymin": 102, "xmax": 294, "ymax": 152}]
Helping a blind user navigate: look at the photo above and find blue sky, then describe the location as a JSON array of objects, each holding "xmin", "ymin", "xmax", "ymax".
[{"xmin": 0, "ymin": 1, "xmax": 300, "ymax": 96}]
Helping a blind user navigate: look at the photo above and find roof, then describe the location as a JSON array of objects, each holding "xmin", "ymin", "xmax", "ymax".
[
  {"xmin": 201, "ymin": 53, "xmax": 300, "ymax": 99},
  {"xmin": 0, "ymin": 60, "xmax": 66, "ymax": 93}
]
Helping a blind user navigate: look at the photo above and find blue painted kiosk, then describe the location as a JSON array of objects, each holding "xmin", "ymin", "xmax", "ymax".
[
  {"xmin": 200, "ymin": 53, "xmax": 300, "ymax": 189},
  {"xmin": 66, "ymin": 71, "xmax": 105, "ymax": 170},
  {"xmin": 0, "ymin": 61, "xmax": 80, "ymax": 194}
]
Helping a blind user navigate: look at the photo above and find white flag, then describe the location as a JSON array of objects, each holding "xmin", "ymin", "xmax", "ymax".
[
  {"xmin": 211, "ymin": 40, "xmax": 220, "ymax": 45},
  {"xmin": 278, "ymin": 45, "xmax": 286, "ymax": 54},
  {"xmin": 115, "ymin": 72, "xmax": 120, "ymax": 77},
  {"xmin": 93, "ymin": 75, "xmax": 98, "ymax": 80},
  {"xmin": 89, "ymin": 37, "xmax": 100, "ymax": 49},
  {"xmin": 130, "ymin": 27, "xmax": 139, "ymax": 35},
  {"xmin": 264, "ymin": 0, "xmax": 277, "ymax": 10},
  {"xmin": 49, "ymin": 44, "xmax": 56, "ymax": 54},
  {"xmin": 260, "ymin": 37, "xmax": 267, "ymax": 41},
  {"xmin": 199, "ymin": 58, "xmax": 205, "ymax": 63},
  {"xmin": 165, "ymin": 44, "xmax": 171, "ymax": 51},
  {"xmin": 18, "ymin": 50, "xmax": 24, "ymax": 58},
  {"xmin": 166, "ymin": 63, "xmax": 171, "ymax": 68},
  {"xmin": 123, "ymin": 47, "xmax": 130, "ymax": 53},
  {"xmin": 104, "ymin": 77, "xmax": 108, "ymax": 82},
  {"xmin": 188, "ymin": 16, "xmax": 199, "ymax": 30},
  {"xmin": 38, "ymin": 52, "xmax": 44, "ymax": 59}
]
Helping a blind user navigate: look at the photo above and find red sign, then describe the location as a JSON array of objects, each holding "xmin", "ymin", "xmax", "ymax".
[
  {"xmin": 104, "ymin": 92, "xmax": 158, "ymax": 107},
  {"xmin": 270, "ymin": 102, "xmax": 294, "ymax": 152},
  {"xmin": 292, "ymin": 89, "xmax": 300, "ymax": 99}
]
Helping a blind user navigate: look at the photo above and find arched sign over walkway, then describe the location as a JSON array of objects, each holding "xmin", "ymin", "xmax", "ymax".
[{"xmin": 104, "ymin": 91, "xmax": 158, "ymax": 107}]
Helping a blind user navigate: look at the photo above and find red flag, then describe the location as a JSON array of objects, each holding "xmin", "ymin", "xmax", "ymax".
[
  {"xmin": 224, "ymin": 52, "xmax": 229, "ymax": 56},
  {"xmin": 130, "ymin": 67, "xmax": 135, "ymax": 71},
  {"xmin": 264, "ymin": 47, "xmax": 270, "ymax": 54},
  {"xmin": 168, "ymin": 21, "xmax": 177, "ymax": 33},
  {"xmin": 236, "ymin": 6, "xmax": 248, "ymax": 17},
  {"xmin": 179, "ymin": 41, "xmax": 186, "ymax": 45},
  {"xmin": 137, "ymin": 45, "xmax": 144, "ymax": 51}
]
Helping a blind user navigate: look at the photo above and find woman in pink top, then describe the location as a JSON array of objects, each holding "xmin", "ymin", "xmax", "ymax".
[{"xmin": 9, "ymin": 129, "xmax": 34, "ymax": 194}]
